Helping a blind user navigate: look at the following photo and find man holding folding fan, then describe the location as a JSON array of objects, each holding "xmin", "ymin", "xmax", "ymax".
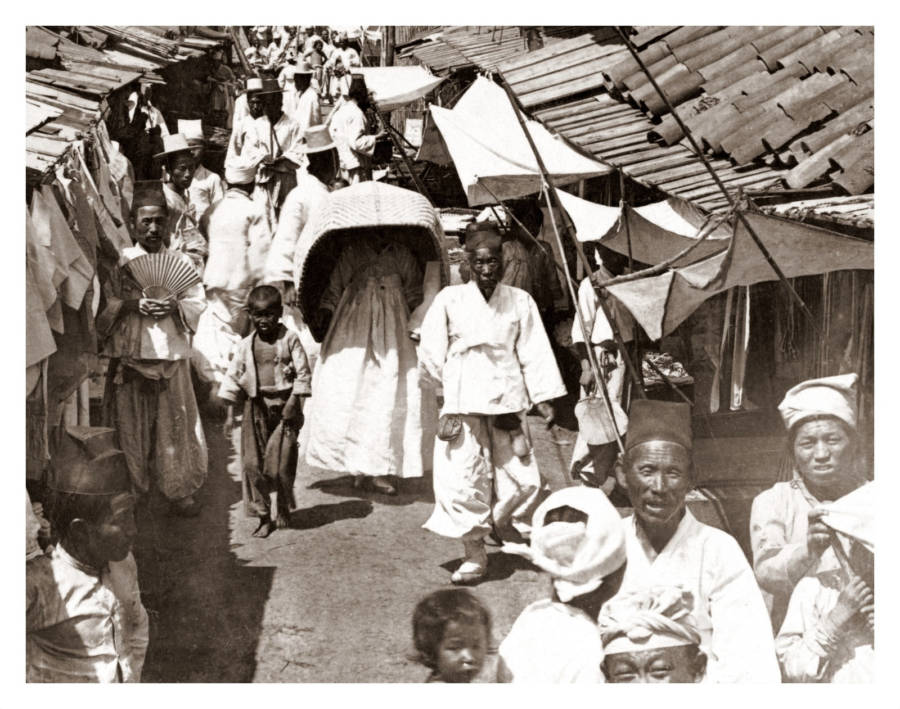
[{"xmin": 97, "ymin": 181, "xmax": 209, "ymax": 518}]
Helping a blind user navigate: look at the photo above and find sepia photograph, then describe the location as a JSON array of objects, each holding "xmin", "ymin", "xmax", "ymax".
[{"xmin": 23, "ymin": 19, "xmax": 877, "ymax": 687}]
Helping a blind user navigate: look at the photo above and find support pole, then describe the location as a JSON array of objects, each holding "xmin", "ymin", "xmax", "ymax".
[
  {"xmin": 494, "ymin": 72, "xmax": 624, "ymax": 453},
  {"xmin": 373, "ymin": 104, "xmax": 433, "ymax": 203},
  {"xmin": 615, "ymin": 26, "xmax": 820, "ymax": 336}
]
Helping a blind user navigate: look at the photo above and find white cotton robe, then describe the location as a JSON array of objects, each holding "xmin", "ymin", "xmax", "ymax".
[
  {"xmin": 328, "ymin": 99, "xmax": 376, "ymax": 181},
  {"xmin": 192, "ymin": 188, "xmax": 273, "ymax": 385},
  {"xmin": 304, "ymin": 241, "xmax": 428, "ymax": 478},
  {"xmin": 612, "ymin": 511, "xmax": 782, "ymax": 683},
  {"xmin": 418, "ymin": 282, "xmax": 566, "ymax": 540}
]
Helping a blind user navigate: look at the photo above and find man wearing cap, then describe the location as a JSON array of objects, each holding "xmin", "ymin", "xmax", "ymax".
[
  {"xmin": 227, "ymin": 77, "xmax": 305, "ymax": 229},
  {"xmin": 263, "ymin": 126, "xmax": 336, "ymax": 293},
  {"xmin": 325, "ymin": 36, "xmax": 360, "ymax": 100},
  {"xmin": 598, "ymin": 586, "xmax": 708, "ymax": 683},
  {"xmin": 27, "ymin": 427, "xmax": 149, "ymax": 682},
  {"xmin": 570, "ymin": 246, "xmax": 634, "ymax": 491},
  {"xmin": 750, "ymin": 373, "xmax": 868, "ymax": 630},
  {"xmin": 418, "ymin": 222, "xmax": 566, "ymax": 584},
  {"xmin": 98, "ymin": 180, "xmax": 208, "ymax": 518},
  {"xmin": 610, "ymin": 399, "xmax": 780, "ymax": 682},
  {"xmin": 156, "ymin": 133, "xmax": 209, "ymax": 273},
  {"xmin": 290, "ymin": 61, "xmax": 322, "ymax": 134},
  {"xmin": 178, "ymin": 119, "xmax": 226, "ymax": 219},
  {"xmin": 328, "ymin": 74, "xmax": 382, "ymax": 183},
  {"xmin": 497, "ymin": 487, "xmax": 627, "ymax": 682},
  {"xmin": 205, "ymin": 46, "xmax": 237, "ymax": 129},
  {"xmin": 193, "ymin": 161, "xmax": 273, "ymax": 388}
]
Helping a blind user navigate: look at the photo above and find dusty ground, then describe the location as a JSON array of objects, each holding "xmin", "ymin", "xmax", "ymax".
[{"xmin": 135, "ymin": 404, "xmax": 580, "ymax": 683}]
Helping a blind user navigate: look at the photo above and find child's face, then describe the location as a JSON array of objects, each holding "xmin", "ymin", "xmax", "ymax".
[
  {"xmin": 602, "ymin": 645, "xmax": 706, "ymax": 684},
  {"xmin": 435, "ymin": 620, "xmax": 487, "ymax": 683},
  {"xmin": 249, "ymin": 300, "xmax": 282, "ymax": 337},
  {"xmin": 85, "ymin": 493, "xmax": 137, "ymax": 565}
]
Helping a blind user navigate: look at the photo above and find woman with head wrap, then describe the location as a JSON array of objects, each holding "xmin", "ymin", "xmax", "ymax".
[
  {"xmin": 496, "ymin": 487, "xmax": 627, "ymax": 683},
  {"xmin": 775, "ymin": 482, "xmax": 874, "ymax": 682},
  {"xmin": 598, "ymin": 586, "xmax": 707, "ymax": 683},
  {"xmin": 750, "ymin": 374, "xmax": 868, "ymax": 631}
]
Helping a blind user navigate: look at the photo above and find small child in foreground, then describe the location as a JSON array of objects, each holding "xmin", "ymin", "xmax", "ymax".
[
  {"xmin": 412, "ymin": 589, "xmax": 492, "ymax": 683},
  {"xmin": 219, "ymin": 285, "xmax": 312, "ymax": 538}
]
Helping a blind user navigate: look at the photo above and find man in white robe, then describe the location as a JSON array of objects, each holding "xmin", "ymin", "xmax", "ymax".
[
  {"xmin": 289, "ymin": 62, "xmax": 322, "ymax": 134},
  {"xmin": 155, "ymin": 135, "xmax": 209, "ymax": 272},
  {"xmin": 178, "ymin": 119, "xmax": 226, "ymax": 219},
  {"xmin": 328, "ymin": 75, "xmax": 380, "ymax": 183},
  {"xmin": 263, "ymin": 126, "xmax": 335, "ymax": 290},
  {"xmin": 570, "ymin": 253, "xmax": 634, "ymax": 490},
  {"xmin": 418, "ymin": 224, "xmax": 566, "ymax": 584},
  {"xmin": 98, "ymin": 182, "xmax": 208, "ymax": 517},
  {"xmin": 609, "ymin": 399, "xmax": 781, "ymax": 682},
  {"xmin": 193, "ymin": 162, "xmax": 272, "ymax": 388},
  {"xmin": 226, "ymin": 78, "xmax": 306, "ymax": 231}
]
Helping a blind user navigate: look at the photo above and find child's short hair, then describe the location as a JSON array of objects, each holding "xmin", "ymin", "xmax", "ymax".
[
  {"xmin": 412, "ymin": 589, "xmax": 491, "ymax": 669},
  {"xmin": 46, "ymin": 490, "xmax": 117, "ymax": 546},
  {"xmin": 247, "ymin": 284, "xmax": 282, "ymax": 310}
]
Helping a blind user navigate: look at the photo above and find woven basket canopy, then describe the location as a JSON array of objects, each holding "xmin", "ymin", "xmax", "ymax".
[{"xmin": 296, "ymin": 181, "xmax": 449, "ymax": 341}]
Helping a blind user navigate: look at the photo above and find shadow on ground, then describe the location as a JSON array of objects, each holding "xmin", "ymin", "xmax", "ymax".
[
  {"xmin": 136, "ymin": 418, "xmax": 276, "ymax": 682},
  {"xmin": 289, "ymin": 500, "xmax": 373, "ymax": 530},
  {"xmin": 308, "ymin": 472, "xmax": 435, "ymax": 507},
  {"xmin": 439, "ymin": 551, "xmax": 537, "ymax": 584}
]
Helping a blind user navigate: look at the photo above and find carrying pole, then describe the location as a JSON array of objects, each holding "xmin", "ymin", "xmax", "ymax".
[
  {"xmin": 615, "ymin": 26, "xmax": 820, "ymax": 336},
  {"xmin": 495, "ymin": 72, "xmax": 623, "ymax": 454}
]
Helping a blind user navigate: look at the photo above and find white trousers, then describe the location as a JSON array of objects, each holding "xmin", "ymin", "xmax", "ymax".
[{"xmin": 423, "ymin": 414, "xmax": 542, "ymax": 542}]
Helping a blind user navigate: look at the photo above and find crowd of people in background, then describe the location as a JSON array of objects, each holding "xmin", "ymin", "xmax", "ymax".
[{"xmin": 26, "ymin": 25, "xmax": 874, "ymax": 684}]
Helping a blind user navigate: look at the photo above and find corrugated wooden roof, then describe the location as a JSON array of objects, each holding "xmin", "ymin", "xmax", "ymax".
[
  {"xmin": 25, "ymin": 25, "xmax": 224, "ymax": 181},
  {"xmin": 498, "ymin": 25, "xmax": 872, "ymax": 214}
]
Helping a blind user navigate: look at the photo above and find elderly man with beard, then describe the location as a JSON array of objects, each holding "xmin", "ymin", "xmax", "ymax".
[
  {"xmin": 418, "ymin": 223, "xmax": 566, "ymax": 584},
  {"xmin": 608, "ymin": 399, "xmax": 780, "ymax": 682}
]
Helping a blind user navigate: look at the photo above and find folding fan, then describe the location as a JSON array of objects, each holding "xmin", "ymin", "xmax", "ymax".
[{"xmin": 127, "ymin": 252, "xmax": 201, "ymax": 300}]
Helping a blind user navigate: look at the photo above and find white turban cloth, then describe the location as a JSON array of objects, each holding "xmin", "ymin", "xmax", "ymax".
[
  {"xmin": 598, "ymin": 586, "xmax": 701, "ymax": 655},
  {"xmin": 778, "ymin": 372, "xmax": 858, "ymax": 431},
  {"xmin": 502, "ymin": 486, "xmax": 626, "ymax": 602}
]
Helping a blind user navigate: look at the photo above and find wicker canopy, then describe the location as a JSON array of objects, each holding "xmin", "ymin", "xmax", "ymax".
[{"xmin": 295, "ymin": 181, "xmax": 449, "ymax": 341}]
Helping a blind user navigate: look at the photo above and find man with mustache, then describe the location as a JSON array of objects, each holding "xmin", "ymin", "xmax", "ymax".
[
  {"xmin": 609, "ymin": 399, "xmax": 780, "ymax": 682},
  {"xmin": 418, "ymin": 222, "xmax": 566, "ymax": 584}
]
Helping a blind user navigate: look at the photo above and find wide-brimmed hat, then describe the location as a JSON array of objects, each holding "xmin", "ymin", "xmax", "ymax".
[
  {"xmin": 246, "ymin": 77, "xmax": 264, "ymax": 92},
  {"xmin": 251, "ymin": 77, "xmax": 282, "ymax": 96},
  {"xmin": 178, "ymin": 119, "xmax": 205, "ymax": 147},
  {"xmin": 302, "ymin": 125, "xmax": 336, "ymax": 154},
  {"xmin": 154, "ymin": 133, "xmax": 195, "ymax": 159}
]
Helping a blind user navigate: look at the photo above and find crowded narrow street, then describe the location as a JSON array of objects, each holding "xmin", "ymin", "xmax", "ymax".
[
  {"xmin": 136, "ymin": 411, "xmax": 575, "ymax": 682},
  {"xmin": 25, "ymin": 24, "xmax": 875, "ymax": 687}
]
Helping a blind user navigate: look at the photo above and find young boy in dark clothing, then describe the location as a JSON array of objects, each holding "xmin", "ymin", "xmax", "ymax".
[{"xmin": 219, "ymin": 286, "xmax": 312, "ymax": 537}]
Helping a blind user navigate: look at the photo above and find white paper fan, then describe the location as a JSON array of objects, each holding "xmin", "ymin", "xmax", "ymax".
[{"xmin": 127, "ymin": 252, "xmax": 201, "ymax": 300}]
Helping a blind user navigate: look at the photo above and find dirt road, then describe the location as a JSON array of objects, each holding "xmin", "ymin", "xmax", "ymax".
[{"xmin": 136, "ymin": 409, "xmax": 579, "ymax": 683}]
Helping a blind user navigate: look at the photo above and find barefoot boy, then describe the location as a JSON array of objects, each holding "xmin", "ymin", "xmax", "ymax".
[{"xmin": 219, "ymin": 285, "xmax": 312, "ymax": 537}]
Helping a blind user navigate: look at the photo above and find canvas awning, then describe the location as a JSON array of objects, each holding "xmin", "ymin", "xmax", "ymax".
[
  {"xmin": 419, "ymin": 76, "xmax": 612, "ymax": 205},
  {"xmin": 360, "ymin": 66, "xmax": 443, "ymax": 112},
  {"xmin": 605, "ymin": 211, "xmax": 874, "ymax": 340},
  {"xmin": 554, "ymin": 190, "xmax": 733, "ymax": 267}
]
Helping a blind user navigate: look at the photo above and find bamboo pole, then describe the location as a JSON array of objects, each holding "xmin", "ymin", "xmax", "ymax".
[
  {"xmin": 493, "ymin": 73, "xmax": 624, "ymax": 453},
  {"xmin": 373, "ymin": 104, "xmax": 433, "ymax": 203}
]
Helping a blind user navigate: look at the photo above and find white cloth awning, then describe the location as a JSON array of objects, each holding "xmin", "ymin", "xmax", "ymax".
[
  {"xmin": 360, "ymin": 66, "xmax": 443, "ymax": 112},
  {"xmin": 420, "ymin": 77, "xmax": 612, "ymax": 206},
  {"xmin": 606, "ymin": 211, "xmax": 874, "ymax": 340}
]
